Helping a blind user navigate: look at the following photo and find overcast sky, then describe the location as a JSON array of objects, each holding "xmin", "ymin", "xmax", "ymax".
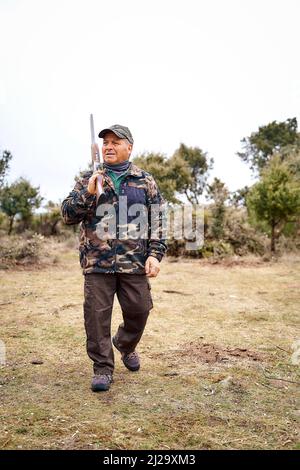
[{"xmin": 0, "ymin": 0, "xmax": 299, "ymax": 204}]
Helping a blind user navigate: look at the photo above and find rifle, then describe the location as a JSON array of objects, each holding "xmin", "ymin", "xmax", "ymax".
[{"xmin": 90, "ymin": 113, "xmax": 103, "ymax": 201}]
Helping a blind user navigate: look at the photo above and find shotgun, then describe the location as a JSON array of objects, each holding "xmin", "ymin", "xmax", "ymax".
[{"xmin": 90, "ymin": 113, "xmax": 103, "ymax": 201}]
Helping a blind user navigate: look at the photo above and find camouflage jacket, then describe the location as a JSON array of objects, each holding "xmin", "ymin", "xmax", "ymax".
[{"xmin": 61, "ymin": 163, "xmax": 167, "ymax": 274}]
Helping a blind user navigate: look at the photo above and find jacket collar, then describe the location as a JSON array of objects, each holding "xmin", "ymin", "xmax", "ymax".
[
  {"xmin": 98, "ymin": 162, "xmax": 144, "ymax": 178},
  {"xmin": 90, "ymin": 163, "xmax": 144, "ymax": 192},
  {"xmin": 126, "ymin": 163, "xmax": 144, "ymax": 177}
]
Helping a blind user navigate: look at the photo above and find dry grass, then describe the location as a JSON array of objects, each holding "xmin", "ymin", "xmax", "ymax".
[{"xmin": 0, "ymin": 246, "xmax": 299, "ymax": 450}]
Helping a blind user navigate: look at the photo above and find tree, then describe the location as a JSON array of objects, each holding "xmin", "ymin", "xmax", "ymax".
[
  {"xmin": 39, "ymin": 201, "xmax": 62, "ymax": 236},
  {"xmin": 0, "ymin": 178, "xmax": 43, "ymax": 235},
  {"xmin": 247, "ymin": 156, "xmax": 300, "ymax": 252},
  {"xmin": 172, "ymin": 143, "xmax": 213, "ymax": 204},
  {"xmin": 165, "ymin": 152, "xmax": 193, "ymax": 199},
  {"xmin": 231, "ymin": 186, "xmax": 250, "ymax": 207},
  {"xmin": 238, "ymin": 118, "xmax": 299, "ymax": 173},
  {"xmin": 26, "ymin": 201, "xmax": 63, "ymax": 236},
  {"xmin": 281, "ymin": 147, "xmax": 300, "ymax": 178},
  {"xmin": 206, "ymin": 178, "xmax": 229, "ymax": 240},
  {"xmin": 133, "ymin": 152, "xmax": 179, "ymax": 203},
  {"xmin": 0, "ymin": 150, "xmax": 12, "ymax": 188}
]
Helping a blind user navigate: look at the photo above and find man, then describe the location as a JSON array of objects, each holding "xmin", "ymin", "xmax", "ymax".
[{"xmin": 61, "ymin": 124, "xmax": 167, "ymax": 392}]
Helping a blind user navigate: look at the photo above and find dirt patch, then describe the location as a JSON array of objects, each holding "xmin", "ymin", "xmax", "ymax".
[
  {"xmin": 181, "ymin": 341, "xmax": 264, "ymax": 363},
  {"xmin": 157, "ymin": 340, "xmax": 264, "ymax": 364}
]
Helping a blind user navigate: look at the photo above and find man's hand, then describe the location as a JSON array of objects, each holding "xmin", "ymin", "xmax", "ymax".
[
  {"xmin": 145, "ymin": 256, "xmax": 160, "ymax": 278},
  {"xmin": 87, "ymin": 171, "xmax": 103, "ymax": 195}
]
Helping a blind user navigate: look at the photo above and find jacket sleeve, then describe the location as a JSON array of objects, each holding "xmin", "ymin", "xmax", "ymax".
[
  {"xmin": 146, "ymin": 175, "xmax": 168, "ymax": 261},
  {"xmin": 61, "ymin": 172, "xmax": 96, "ymax": 225}
]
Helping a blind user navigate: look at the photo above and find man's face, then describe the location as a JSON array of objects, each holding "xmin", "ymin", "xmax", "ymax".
[{"xmin": 102, "ymin": 132, "xmax": 133, "ymax": 164}]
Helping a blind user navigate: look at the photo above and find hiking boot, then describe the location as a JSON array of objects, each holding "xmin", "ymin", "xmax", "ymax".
[
  {"xmin": 122, "ymin": 351, "xmax": 140, "ymax": 371},
  {"xmin": 91, "ymin": 374, "xmax": 113, "ymax": 392},
  {"xmin": 112, "ymin": 336, "xmax": 140, "ymax": 371}
]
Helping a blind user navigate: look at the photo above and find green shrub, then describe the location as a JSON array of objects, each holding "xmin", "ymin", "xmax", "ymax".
[{"xmin": 196, "ymin": 240, "xmax": 234, "ymax": 258}]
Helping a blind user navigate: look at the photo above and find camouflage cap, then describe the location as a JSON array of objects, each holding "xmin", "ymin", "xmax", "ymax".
[{"xmin": 98, "ymin": 124, "xmax": 134, "ymax": 144}]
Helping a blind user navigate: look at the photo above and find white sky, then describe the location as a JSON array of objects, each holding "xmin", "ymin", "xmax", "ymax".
[{"xmin": 0, "ymin": 0, "xmax": 299, "ymax": 204}]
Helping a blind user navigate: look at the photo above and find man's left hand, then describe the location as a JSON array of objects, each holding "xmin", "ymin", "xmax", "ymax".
[{"xmin": 145, "ymin": 256, "xmax": 160, "ymax": 278}]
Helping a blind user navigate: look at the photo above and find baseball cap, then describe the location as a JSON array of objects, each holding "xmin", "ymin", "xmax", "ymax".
[{"xmin": 98, "ymin": 124, "xmax": 134, "ymax": 144}]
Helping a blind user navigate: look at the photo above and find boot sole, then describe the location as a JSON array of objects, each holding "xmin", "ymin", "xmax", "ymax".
[{"xmin": 91, "ymin": 385, "xmax": 110, "ymax": 392}]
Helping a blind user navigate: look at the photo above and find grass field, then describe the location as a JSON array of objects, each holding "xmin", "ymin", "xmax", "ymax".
[{"xmin": 0, "ymin": 246, "xmax": 299, "ymax": 450}]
